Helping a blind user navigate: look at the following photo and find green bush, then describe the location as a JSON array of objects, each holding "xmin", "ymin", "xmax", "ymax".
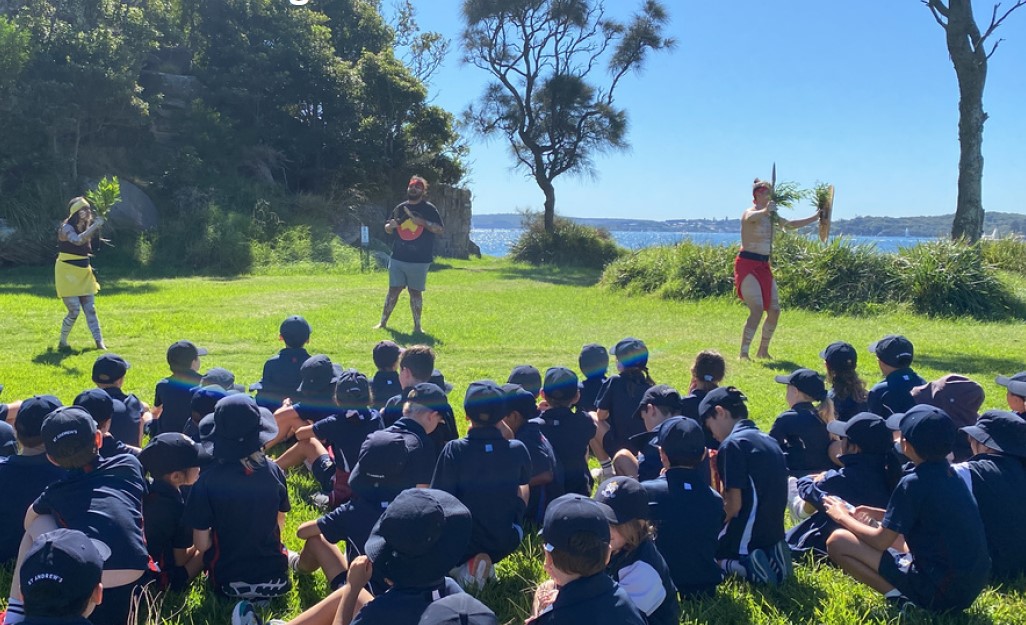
[
  {"xmin": 252, "ymin": 225, "xmax": 364, "ymax": 274},
  {"xmin": 982, "ymin": 237, "xmax": 1026, "ymax": 275},
  {"xmin": 509, "ymin": 213, "xmax": 623, "ymax": 268},
  {"xmin": 151, "ymin": 196, "xmax": 254, "ymax": 275},
  {"xmin": 601, "ymin": 239, "xmax": 736, "ymax": 300}
]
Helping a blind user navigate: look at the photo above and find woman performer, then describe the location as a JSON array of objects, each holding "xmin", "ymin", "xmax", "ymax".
[{"xmin": 56, "ymin": 196, "xmax": 106, "ymax": 350}]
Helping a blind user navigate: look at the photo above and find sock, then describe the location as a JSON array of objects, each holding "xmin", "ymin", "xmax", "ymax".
[
  {"xmin": 5, "ymin": 599, "xmax": 24, "ymax": 624},
  {"xmin": 884, "ymin": 589, "xmax": 902, "ymax": 599},
  {"xmin": 599, "ymin": 459, "xmax": 612, "ymax": 475}
]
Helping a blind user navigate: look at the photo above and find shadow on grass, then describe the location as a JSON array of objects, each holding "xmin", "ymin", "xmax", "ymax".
[
  {"xmin": 0, "ymin": 279, "xmax": 161, "ymax": 299},
  {"xmin": 760, "ymin": 359, "xmax": 803, "ymax": 373},
  {"xmin": 495, "ymin": 264, "xmax": 603, "ymax": 287},
  {"xmin": 32, "ymin": 347, "xmax": 88, "ymax": 374},
  {"xmin": 917, "ymin": 353, "xmax": 1026, "ymax": 377},
  {"xmin": 383, "ymin": 327, "xmax": 443, "ymax": 348}
]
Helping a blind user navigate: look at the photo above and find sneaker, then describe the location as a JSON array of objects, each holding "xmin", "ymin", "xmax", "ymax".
[
  {"xmin": 744, "ymin": 548, "xmax": 777, "ymax": 585},
  {"xmin": 95, "ymin": 339, "xmax": 107, "ymax": 350},
  {"xmin": 308, "ymin": 492, "xmax": 330, "ymax": 511},
  {"xmin": 451, "ymin": 554, "xmax": 494, "ymax": 589},
  {"xmin": 231, "ymin": 600, "xmax": 262, "ymax": 625},
  {"xmin": 287, "ymin": 550, "xmax": 302, "ymax": 573},
  {"xmin": 770, "ymin": 539, "xmax": 794, "ymax": 581},
  {"xmin": 590, "ymin": 466, "xmax": 613, "ymax": 480}
]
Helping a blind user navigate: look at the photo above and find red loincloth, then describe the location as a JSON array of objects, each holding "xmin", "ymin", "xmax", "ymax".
[{"xmin": 734, "ymin": 254, "xmax": 774, "ymax": 308}]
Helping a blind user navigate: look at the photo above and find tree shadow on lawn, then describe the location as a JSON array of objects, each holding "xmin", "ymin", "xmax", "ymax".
[
  {"xmin": 0, "ymin": 279, "xmax": 159, "ymax": 299},
  {"xmin": 916, "ymin": 353, "xmax": 1026, "ymax": 377},
  {"xmin": 760, "ymin": 359, "xmax": 804, "ymax": 373},
  {"xmin": 494, "ymin": 264, "xmax": 602, "ymax": 287}
]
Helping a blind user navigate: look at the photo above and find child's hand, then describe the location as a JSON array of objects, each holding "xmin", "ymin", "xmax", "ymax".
[
  {"xmin": 347, "ymin": 555, "xmax": 373, "ymax": 589},
  {"xmin": 822, "ymin": 496, "xmax": 851, "ymax": 522},
  {"xmin": 531, "ymin": 579, "xmax": 558, "ymax": 617}
]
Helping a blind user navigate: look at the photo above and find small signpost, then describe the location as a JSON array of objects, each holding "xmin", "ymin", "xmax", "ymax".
[{"xmin": 360, "ymin": 225, "xmax": 370, "ymax": 272}]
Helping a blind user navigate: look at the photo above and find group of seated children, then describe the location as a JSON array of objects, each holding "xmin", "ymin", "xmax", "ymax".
[{"xmin": 3, "ymin": 320, "xmax": 1026, "ymax": 624}]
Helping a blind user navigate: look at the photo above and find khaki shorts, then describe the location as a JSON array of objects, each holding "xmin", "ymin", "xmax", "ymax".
[{"xmin": 388, "ymin": 258, "xmax": 429, "ymax": 291}]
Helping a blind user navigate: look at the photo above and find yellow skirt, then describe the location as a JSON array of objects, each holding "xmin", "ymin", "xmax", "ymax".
[{"xmin": 55, "ymin": 252, "xmax": 100, "ymax": 298}]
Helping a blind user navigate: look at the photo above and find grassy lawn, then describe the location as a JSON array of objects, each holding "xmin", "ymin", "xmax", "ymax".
[{"xmin": 1, "ymin": 256, "xmax": 1025, "ymax": 624}]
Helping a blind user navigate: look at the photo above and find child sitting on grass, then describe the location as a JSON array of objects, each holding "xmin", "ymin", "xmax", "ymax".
[
  {"xmin": 253, "ymin": 315, "xmax": 312, "ymax": 412},
  {"xmin": 537, "ymin": 367, "xmax": 596, "ymax": 497},
  {"xmin": 151, "ymin": 339, "xmax": 207, "ymax": 435},
  {"xmin": 370, "ymin": 340, "xmax": 402, "ymax": 410},
  {"xmin": 770, "ymin": 368, "xmax": 835, "ymax": 476},
  {"xmin": 577, "ymin": 343, "xmax": 609, "ymax": 413}
]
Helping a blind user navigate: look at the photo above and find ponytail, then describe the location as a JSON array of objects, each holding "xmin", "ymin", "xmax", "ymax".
[{"xmin": 815, "ymin": 396, "xmax": 834, "ymax": 426}]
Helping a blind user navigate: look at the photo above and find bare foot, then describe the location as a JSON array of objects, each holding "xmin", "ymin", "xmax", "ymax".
[
  {"xmin": 739, "ymin": 353, "xmax": 751, "ymax": 361},
  {"xmin": 373, "ymin": 322, "xmax": 387, "ymax": 330},
  {"xmin": 413, "ymin": 326, "xmax": 423, "ymax": 335},
  {"xmin": 756, "ymin": 351, "xmax": 772, "ymax": 359}
]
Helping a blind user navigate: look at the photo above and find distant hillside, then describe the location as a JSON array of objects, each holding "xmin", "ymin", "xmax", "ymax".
[{"xmin": 472, "ymin": 212, "xmax": 1026, "ymax": 237}]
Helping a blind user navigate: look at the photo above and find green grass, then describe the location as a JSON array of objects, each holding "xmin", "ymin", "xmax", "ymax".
[{"xmin": 2, "ymin": 256, "xmax": 1026, "ymax": 624}]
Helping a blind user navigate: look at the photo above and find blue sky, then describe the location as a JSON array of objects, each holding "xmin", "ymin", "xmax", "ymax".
[{"xmin": 400, "ymin": 1, "xmax": 1025, "ymax": 222}]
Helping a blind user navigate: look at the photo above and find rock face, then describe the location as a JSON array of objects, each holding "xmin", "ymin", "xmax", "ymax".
[
  {"xmin": 429, "ymin": 184, "xmax": 474, "ymax": 259},
  {"xmin": 107, "ymin": 179, "xmax": 159, "ymax": 230}
]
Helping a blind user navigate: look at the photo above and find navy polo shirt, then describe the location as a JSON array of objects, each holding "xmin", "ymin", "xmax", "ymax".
[
  {"xmin": 33, "ymin": 454, "xmax": 152, "ymax": 571},
  {"xmin": 768, "ymin": 403, "xmax": 834, "ymax": 475},
  {"xmin": 293, "ymin": 393, "xmax": 339, "ymax": 424},
  {"xmin": 881, "ymin": 460, "xmax": 989, "ymax": 609},
  {"xmin": 0, "ymin": 454, "xmax": 66, "ymax": 564},
  {"xmin": 681, "ymin": 390, "xmax": 720, "ymax": 450},
  {"xmin": 144, "ymin": 478, "xmax": 192, "ymax": 590},
  {"xmin": 254, "ymin": 347, "xmax": 310, "ymax": 411},
  {"xmin": 318, "ymin": 495, "xmax": 391, "ymax": 563},
  {"xmin": 533, "ymin": 572, "xmax": 646, "ymax": 625},
  {"xmin": 607, "ymin": 539, "xmax": 679, "ymax": 625},
  {"xmin": 537, "ymin": 406, "xmax": 597, "ymax": 496},
  {"xmin": 642, "ymin": 467, "xmax": 724, "ymax": 597},
  {"xmin": 829, "ymin": 389, "xmax": 868, "ymax": 422},
  {"xmin": 152, "ymin": 370, "xmax": 203, "ymax": 435},
  {"xmin": 628, "ymin": 430, "xmax": 663, "ymax": 482},
  {"xmin": 374, "ymin": 416, "xmax": 437, "ymax": 486},
  {"xmin": 350, "ymin": 577, "xmax": 464, "ymax": 625},
  {"xmin": 595, "ymin": 374, "xmax": 650, "ymax": 451},
  {"xmin": 371, "ymin": 370, "xmax": 400, "ymax": 409},
  {"xmin": 786, "ymin": 453, "xmax": 893, "ymax": 557},
  {"xmin": 431, "ymin": 426, "xmax": 531, "ymax": 561},
  {"xmin": 22, "ymin": 618, "xmax": 92, "ymax": 625},
  {"xmin": 577, "ymin": 375, "xmax": 606, "ymax": 412},
  {"xmin": 867, "ymin": 367, "xmax": 925, "ymax": 417},
  {"xmin": 516, "ymin": 418, "xmax": 564, "ymax": 526},
  {"xmin": 312, "ymin": 409, "xmax": 383, "ymax": 472},
  {"xmin": 102, "ymin": 386, "xmax": 145, "ymax": 447},
  {"xmin": 183, "ymin": 459, "xmax": 291, "ymax": 593},
  {"xmin": 381, "ymin": 388, "xmax": 459, "ymax": 453},
  {"xmin": 99, "ymin": 433, "xmax": 135, "ymax": 459},
  {"xmin": 952, "ymin": 453, "xmax": 1026, "ymax": 580},
  {"xmin": 716, "ymin": 420, "xmax": 788, "ymax": 558}
]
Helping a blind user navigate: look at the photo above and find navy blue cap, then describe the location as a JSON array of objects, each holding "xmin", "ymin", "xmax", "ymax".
[
  {"xmin": 508, "ymin": 365, "xmax": 542, "ymax": 398},
  {"xmin": 995, "ymin": 372, "xmax": 1026, "ymax": 397},
  {"xmin": 198, "ymin": 394, "xmax": 277, "ymax": 460},
  {"xmin": 333, "ymin": 369, "xmax": 371, "ymax": 409},
  {"xmin": 73, "ymin": 389, "xmax": 114, "ymax": 425},
  {"xmin": 698, "ymin": 386, "xmax": 748, "ymax": 419},
  {"xmin": 297, "ymin": 355, "xmax": 342, "ymax": 394},
  {"xmin": 418, "ymin": 593, "xmax": 498, "ymax": 625},
  {"xmin": 280, "ymin": 315, "xmax": 311, "ymax": 345},
  {"xmin": 820, "ymin": 341, "xmax": 857, "ymax": 370},
  {"xmin": 406, "ymin": 382, "xmax": 449, "ymax": 412},
  {"xmin": 826, "ymin": 412, "xmax": 893, "ymax": 455},
  {"xmin": 91, "ymin": 353, "xmax": 130, "ymax": 384},
  {"xmin": 886, "ymin": 404, "xmax": 955, "ymax": 459},
  {"xmin": 200, "ymin": 367, "xmax": 244, "ymax": 392},
  {"xmin": 542, "ymin": 494, "xmax": 615, "ymax": 555},
  {"xmin": 774, "ymin": 368, "xmax": 827, "ymax": 402},
  {"xmin": 139, "ymin": 432, "xmax": 212, "ymax": 476},
  {"xmin": 579, "ymin": 343, "xmax": 610, "ymax": 379},
  {"xmin": 869, "ymin": 335, "xmax": 914, "ymax": 368},
  {"xmin": 657, "ymin": 416, "xmax": 706, "ymax": 461},
  {"xmin": 464, "ymin": 380, "xmax": 507, "ymax": 425},
  {"xmin": 21, "ymin": 529, "xmax": 109, "ymax": 613},
  {"xmin": 15, "ymin": 395, "xmax": 63, "ymax": 441},
  {"xmin": 429, "ymin": 369, "xmax": 455, "ymax": 394},
  {"xmin": 0, "ymin": 420, "xmax": 17, "ymax": 456},
  {"xmin": 501, "ymin": 383, "xmax": 539, "ymax": 420},
  {"xmin": 41, "ymin": 407, "xmax": 97, "ymax": 462},
  {"xmin": 166, "ymin": 340, "xmax": 207, "ymax": 370},
  {"xmin": 962, "ymin": 410, "xmax": 1026, "ymax": 457},
  {"xmin": 634, "ymin": 384, "xmax": 682, "ymax": 419},
  {"xmin": 594, "ymin": 476, "xmax": 649, "ymax": 524},
  {"xmin": 543, "ymin": 367, "xmax": 579, "ymax": 402},
  {"xmin": 365, "ymin": 488, "xmax": 472, "ymax": 587},
  {"xmin": 190, "ymin": 385, "xmax": 231, "ymax": 418},
  {"xmin": 612, "ymin": 337, "xmax": 648, "ymax": 368},
  {"xmin": 348, "ymin": 430, "xmax": 413, "ymax": 501}
]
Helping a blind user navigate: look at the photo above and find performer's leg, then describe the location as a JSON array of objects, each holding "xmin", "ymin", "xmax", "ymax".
[
  {"xmin": 81, "ymin": 295, "xmax": 104, "ymax": 348},
  {"xmin": 375, "ymin": 287, "xmax": 403, "ymax": 329},
  {"xmin": 59, "ymin": 296, "xmax": 82, "ymax": 347},
  {"xmin": 756, "ymin": 281, "xmax": 780, "ymax": 359},
  {"xmin": 409, "ymin": 289, "xmax": 423, "ymax": 333},
  {"xmin": 738, "ymin": 275, "xmax": 765, "ymax": 360}
]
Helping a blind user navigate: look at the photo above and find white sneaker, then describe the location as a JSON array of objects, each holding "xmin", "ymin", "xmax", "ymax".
[
  {"xmin": 231, "ymin": 600, "xmax": 262, "ymax": 625},
  {"xmin": 590, "ymin": 466, "xmax": 613, "ymax": 480},
  {"xmin": 451, "ymin": 554, "xmax": 494, "ymax": 588}
]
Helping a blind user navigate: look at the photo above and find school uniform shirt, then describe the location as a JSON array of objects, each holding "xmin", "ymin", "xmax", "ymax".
[
  {"xmin": 867, "ymin": 367, "xmax": 926, "ymax": 418},
  {"xmin": 350, "ymin": 577, "xmax": 463, "ymax": 625},
  {"xmin": 880, "ymin": 460, "xmax": 990, "ymax": 611},
  {"xmin": 144, "ymin": 478, "xmax": 192, "ymax": 590},
  {"xmin": 382, "ymin": 388, "xmax": 459, "ymax": 453},
  {"xmin": 537, "ymin": 406, "xmax": 597, "ymax": 497},
  {"xmin": 371, "ymin": 370, "xmax": 401, "ymax": 410},
  {"xmin": 99, "ymin": 433, "xmax": 135, "ymax": 459},
  {"xmin": 716, "ymin": 419, "xmax": 788, "ymax": 559},
  {"xmin": 255, "ymin": 347, "xmax": 311, "ymax": 411},
  {"xmin": 786, "ymin": 453, "xmax": 893, "ymax": 557},
  {"xmin": 101, "ymin": 386, "xmax": 145, "ymax": 447},
  {"xmin": 32, "ymin": 454, "xmax": 153, "ymax": 572},
  {"xmin": 517, "ymin": 417, "xmax": 564, "ymax": 526},
  {"xmin": 388, "ymin": 200, "xmax": 443, "ymax": 264},
  {"xmin": 628, "ymin": 430, "xmax": 664, "ymax": 483},
  {"xmin": 768, "ymin": 403, "xmax": 834, "ymax": 476},
  {"xmin": 183, "ymin": 459, "xmax": 291, "ymax": 595},
  {"xmin": 312, "ymin": 408, "xmax": 384, "ymax": 472},
  {"xmin": 577, "ymin": 375, "xmax": 606, "ymax": 413},
  {"xmin": 374, "ymin": 416, "xmax": 438, "ymax": 486},
  {"xmin": 532, "ymin": 572, "xmax": 646, "ymax": 625},
  {"xmin": 952, "ymin": 453, "xmax": 1026, "ymax": 580},
  {"xmin": 152, "ymin": 370, "xmax": 203, "ymax": 435},
  {"xmin": 293, "ymin": 394, "xmax": 339, "ymax": 424},
  {"xmin": 829, "ymin": 390, "xmax": 868, "ymax": 423},
  {"xmin": 681, "ymin": 390, "xmax": 720, "ymax": 450},
  {"xmin": 594, "ymin": 374, "xmax": 650, "ymax": 452},
  {"xmin": 318, "ymin": 495, "xmax": 393, "ymax": 564},
  {"xmin": 0, "ymin": 454, "xmax": 67, "ymax": 564},
  {"xmin": 642, "ymin": 467, "xmax": 724, "ymax": 597},
  {"xmin": 431, "ymin": 426, "xmax": 532, "ymax": 561},
  {"xmin": 22, "ymin": 618, "xmax": 91, "ymax": 625},
  {"xmin": 606, "ymin": 540, "xmax": 680, "ymax": 625}
]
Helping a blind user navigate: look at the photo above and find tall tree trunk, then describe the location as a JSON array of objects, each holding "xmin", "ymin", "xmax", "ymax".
[
  {"xmin": 539, "ymin": 176, "xmax": 556, "ymax": 233},
  {"xmin": 953, "ymin": 72, "xmax": 986, "ymax": 241}
]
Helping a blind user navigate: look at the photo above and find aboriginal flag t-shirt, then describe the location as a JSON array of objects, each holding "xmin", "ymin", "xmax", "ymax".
[{"xmin": 390, "ymin": 201, "xmax": 443, "ymax": 264}]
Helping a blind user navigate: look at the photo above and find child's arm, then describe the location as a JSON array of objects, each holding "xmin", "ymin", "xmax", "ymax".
[
  {"xmin": 823, "ymin": 496, "xmax": 897, "ymax": 551},
  {"xmin": 297, "ymin": 519, "xmax": 323, "ymax": 540},
  {"xmin": 193, "ymin": 528, "xmax": 212, "ymax": 553},
  {"xmin": 336, "ymin": 555, "xmax": 374, "ymax": 625},
  {"xmin": 295, "ymin": 423, "xmax": 316, "ymax": 441},
  {"xmin": 278, "ymin": 511, "xmax": 287, "ymax": 533},
  {"xmin": 722, "ymin": 488, "xmax": 742, "ymax": 523}
]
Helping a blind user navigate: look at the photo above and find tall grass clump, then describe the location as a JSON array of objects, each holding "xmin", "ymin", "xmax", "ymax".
[
  {"xmin": 509, "ymin": 212, "xmax": 623, "ymax": 268},
  {"xmin": 601, "ymin": 239, "xmax": 736, "ymax": 300},
  {"xmin": 773, "ymin": 232, "xmax": 896, "ymax": 315},
  {"xmin": 893, "ymin": 240, "xmax": 1022, "ymax": 319},
  {"xmin": 982, "ymin": 237, "xmax": 1026, "ymax": 275}
]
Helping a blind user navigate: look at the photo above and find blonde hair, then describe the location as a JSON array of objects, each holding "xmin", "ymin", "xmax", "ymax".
[
  {"xmin": 794, "ymin": 389, "xmax": 835, "ymax": 425},
  {"xmin": 614, "ymin": 519, "xmax": 655, "ymax": 554}
]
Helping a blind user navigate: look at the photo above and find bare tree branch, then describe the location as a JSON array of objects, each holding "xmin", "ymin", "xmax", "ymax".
[{"xmin": 979, "ymin": 0, "xmax": 1026, "ymax": 46}]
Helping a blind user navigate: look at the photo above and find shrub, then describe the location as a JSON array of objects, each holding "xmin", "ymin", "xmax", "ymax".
[
  {"xmin": 509, "ymin": 212, "xmax": 623, "ymax": 268},
  {"xmin": 982, "ymin": 237, "xmax": 1026, "ymax": 275},
  {"xmin": 252, "ymin": 225, "xmax": 364, "ymax": 274},
  {"xmin": 601, "ymin": 239, "xmax": 736, "ymax": 300},
  {"xmin": 151, "ymin": 192, "xmax": 254, "ymax": 275}
]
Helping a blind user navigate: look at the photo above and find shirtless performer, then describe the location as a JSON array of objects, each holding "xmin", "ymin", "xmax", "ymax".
[{"xmin": 735, "ymin": 179, "xmax": 820, "ymax": 360}]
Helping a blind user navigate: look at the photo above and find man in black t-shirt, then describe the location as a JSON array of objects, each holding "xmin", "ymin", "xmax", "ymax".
[{"xmin": 375, "ymin": 175, "xmax": 444, "ymax": 334}]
